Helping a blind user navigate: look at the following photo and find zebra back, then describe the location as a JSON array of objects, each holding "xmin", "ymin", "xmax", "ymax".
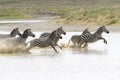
[
  {"xmin": 82, "ymin": 28, "xmax": 91, "ymax": 35},
  {"xmin": 39, "ymin": 32, "xmax": 50, "ymax": 39}
]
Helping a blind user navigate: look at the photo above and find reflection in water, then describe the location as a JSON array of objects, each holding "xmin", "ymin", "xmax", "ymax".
[
  {"xmin": 0, "ymin": 32, "xmax": 120, "ymax": 80},
  {"xmin": 30, "ymin": 49, "xmax": 59, "ymax": 56},
  {"xmin": 67, "ymin": 47, "xmax": 108, "ymax": 55},
  {"xmin": 80, "ymin": 48, "xmax": 108, "ymax": 55}
]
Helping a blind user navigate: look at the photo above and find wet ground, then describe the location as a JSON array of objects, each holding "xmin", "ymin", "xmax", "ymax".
[
  {"xmin": 0, "ymin": 30, "xmax": 120, "ymax": 80},
  {"xmin": 0, "ymin": 20, "xmax": 120, "ymax": 80},
  {"xmin": 0, "ymin": 20, "xmax": 120, "ymax": 32}
]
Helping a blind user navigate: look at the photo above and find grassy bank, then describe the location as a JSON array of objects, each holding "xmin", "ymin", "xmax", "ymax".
[{"xmin": 0, "ymin": 0, "xmax": 120, "ymax": 26}]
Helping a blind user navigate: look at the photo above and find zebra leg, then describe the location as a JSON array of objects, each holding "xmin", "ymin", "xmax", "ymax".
[
  {"xmin": 78, "ymin": 42, "xmax": 83, "ymax": 48},
  {"xmin": 73, "ymin": 43, "xmax": 76, "ymax": 48},
  {"xmin": 99, "ymin": 37, "xmax": 107, "ymax": 44},
  {"xmin": 78, "ymin": 40, "xmax": 84, "ymax": 48},
  {"xmin": 67, "ymin": 39, "xmax": 71, "ymax": 47},
  {"xmin": 50, "ymin": 45, "xmax": 58, "ymax": 53},
  {"xmin": 56, "ymin": 44, "xmax": 62, "ymax": 50},
  {"xmin": 82, "ymin": 42, "xmax": 88, "ymax": 48}
]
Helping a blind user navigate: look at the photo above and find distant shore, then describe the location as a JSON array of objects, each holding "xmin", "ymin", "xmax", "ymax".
[{"xmin": 0, "ymin": 19, "xmax": 120, "ymax": 32}]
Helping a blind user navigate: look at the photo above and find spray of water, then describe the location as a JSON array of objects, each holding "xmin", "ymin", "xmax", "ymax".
[{"xmin": 0, "ymin": 38, "xmax": 28, "ymax": 53}]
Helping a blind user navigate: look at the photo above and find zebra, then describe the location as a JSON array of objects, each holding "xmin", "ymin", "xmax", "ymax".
[
  {"xmin": 0, "ymin": 28, "xmax": 21, "ymax": 39},
  {"xmin": 27, "ymin": 29, "xmax": 63, "ymax": 53},
  {"xmin": 2, "ymin": 29, "xmax": 35, "ymax": 45},
  {"xmin": 39, "ymin": 32, "xmax": 50, "ymax": 39},
  {"xmin": 78, "ymin": 26, "xmax": 109, "ymax": 48},
  {"xmin": 0, "ymin": 29, "xmax": 35, "ymax": 52},
  {"xmin": 67, "ymin": 28, "xmax": 91, "ymax": 47},
  {"xmin": 39, "ymin": 27, "xmax": 66, "ymax": 49},
  {"xmin": 15, "ymin": 29, "xmax": 35, "ymax": 45}
]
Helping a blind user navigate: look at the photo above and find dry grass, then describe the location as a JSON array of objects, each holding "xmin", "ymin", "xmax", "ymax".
[{"xmin": 0, "ymin": 0, "xmax": 120, "ymax": 26}]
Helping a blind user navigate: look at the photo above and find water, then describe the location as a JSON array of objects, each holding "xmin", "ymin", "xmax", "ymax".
[
  {"xmin": 0, "ymin": 20, "xmax": 48, "ymax": 23},
  {"xmin": 0, "ymin": 31, "xmax": 120, "ymax": 80}
]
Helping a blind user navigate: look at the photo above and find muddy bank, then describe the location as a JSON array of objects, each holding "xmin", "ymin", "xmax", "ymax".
[{"xmin": 0, "ymin": 20, "xmax": 120, "ymax": 32}]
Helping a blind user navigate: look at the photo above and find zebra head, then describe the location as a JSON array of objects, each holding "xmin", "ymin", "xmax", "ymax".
[
  {"xmin": 22, "ymin": 29, "xmax": 35, "ymax": 38},
  {"xmin": 56, "ymin": 32, "xmax": 62, "ymax": 39},
  {"xmin": 57, "ymin": 27, "xmax": 66, "ymax": 35},
  {"xmin": 10, "ymin": 28, "xmax": 22, "ymax": 37},
  {"xmin": 100, "ymin": 26, "xmax": 109, "ymax": 34},
  {"xmin": 82, "ymin": 28, "xmax": 91, "ymax": 35}
]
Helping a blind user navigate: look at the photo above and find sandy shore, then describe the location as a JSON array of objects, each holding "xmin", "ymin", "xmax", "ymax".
[{"xmin": 0, "ymin": 20, "xmax": 120, "ymax": 32}]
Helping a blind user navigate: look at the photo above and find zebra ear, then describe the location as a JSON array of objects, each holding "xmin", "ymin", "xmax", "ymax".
[
  {"xmin": 85, "ymin": 28, "xmax": 89, "ymax": 30},
  {"xmin": 51, "ymin": 30, "xmax": 55, "ymax": 35},
  {"xmin": 101, "ymin": 26, "xmax": 105, "ymax": 28},
  {"xmin": 27, "ymin": 29, "xmax": 31, "ymax": 31},
  {"xmin": 16, "ymin": 28, "xmax": 19, "ymax": 30},
  {"xmin": 60, "ymin": 26, "xmax": 62, "ymax": 29}
]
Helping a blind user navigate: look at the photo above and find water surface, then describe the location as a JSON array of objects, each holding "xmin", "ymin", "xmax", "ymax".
[{"xmin": 0, "ymin": 32, "xmax": 120, "ymax": 80}]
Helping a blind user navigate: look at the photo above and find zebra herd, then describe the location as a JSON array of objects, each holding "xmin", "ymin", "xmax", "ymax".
[
  {"xmin": 67, "ymin": 26, "xmax": 109, "ymax": 48},
  {"xmin": 0, "ymin": 26, "xmax": 109, "ymax": 53}
]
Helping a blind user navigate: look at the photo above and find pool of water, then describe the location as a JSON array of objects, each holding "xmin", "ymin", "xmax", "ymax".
[{"xmin": 0, "ymin": 32, "xmax": 120, "ymax": 80}]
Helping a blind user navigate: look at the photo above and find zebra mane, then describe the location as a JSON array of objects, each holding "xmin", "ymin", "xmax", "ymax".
[
  {"xmin": 97, "ymin": 26, "xmax": 105, "ymax": 30},
  {"xmin": 10, "ymin": 28, "xmax": 18, "ymax": 37},
  {"xmin": 49, "ymin": 30, "xmax": 56, "ymax": 37},
  {"xmin": 82, "ymin": 28, "xmax": 91, "ymax": 35},
  {"xmin": 21, "ymin": 29, "xmax": 31, "ymax": 38},
  {"xmin": 23, "ymin": 29, "xmax": 31, "ymax": 33}
]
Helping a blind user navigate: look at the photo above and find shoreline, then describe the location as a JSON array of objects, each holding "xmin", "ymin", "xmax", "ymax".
[{"xmin": 0, "ymin": 20, "xmax": 120, "ymax": 32}]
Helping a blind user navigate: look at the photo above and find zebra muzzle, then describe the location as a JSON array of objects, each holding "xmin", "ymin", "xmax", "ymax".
[
  {"xmin": 60, "ymin": 36, "xmax": 62, "ymax": 39},
  {"xmin": 107, "ymin": 31, "xmax": 109, "ymax": 33},
  {"xmin": 64, "ymin": 32, "xmax": 66, "ymax": 35},
  {"xmin": 33, "ymin": 34, "xmax": 35, "ymax": 37}
]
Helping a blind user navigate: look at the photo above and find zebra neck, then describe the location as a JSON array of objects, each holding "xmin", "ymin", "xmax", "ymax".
[
  {"xmin": 10, "ymin": 33, "xmax": 16, "ymax": 37},
  {"xmin": 94, "ymin": 29, "xmax": 103, "ymax": 36},
  {"xmin": 47, "ymin": 36, "xmax": 55, "ymax": 42},
  {"xmin": 10, "ymin": 32, "xmax": 16, "ymax": 37},
  {"xmin": 21, "ymin": 34, "xmax": 28, "ymax": 39}
]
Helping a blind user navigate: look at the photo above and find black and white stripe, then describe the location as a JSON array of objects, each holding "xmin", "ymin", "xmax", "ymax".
[
  {"xmin": 0, "ymin": 29, "xmax": 35, "ymax": 52},
  {"xmin": 67, "ymin": 28, "xmax": 91, "ymax": 47},
  {"xmin": 2, "ymin": 29, "xmax": 35, "ymax": 45},
  {"xmin": 0, "ymin": 28, "xmax": 21, "ymax": 39},
  {"xmin": 39, "ymin": 27, "xmax": 66, "ymax": 49},
  {"xmin": 27, "ymin": 29, "xmax": 62, "ymax": 53},
  {"xmin": 79, "ymin": 26, "xmax": 109, "ymax": 48},
  {"xmin": 15, "ymin": 29, "xmax": 35, "ymax": 44}
]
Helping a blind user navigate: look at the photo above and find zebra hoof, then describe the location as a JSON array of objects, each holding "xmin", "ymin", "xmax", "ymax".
[
  {"xmin": 56, "ymin": 51, "xmax": 59, "ymax": 53},
  {"xmin": 60, "ymin": 47, "xmax": 62, "ymax": 50},
  {"xmin": 104, "ymin": 41, "xmax": 107, "ymax": 44},
  {"xmin": 105, "ymin": 41, "xmax": 107, "ymax": 44}
]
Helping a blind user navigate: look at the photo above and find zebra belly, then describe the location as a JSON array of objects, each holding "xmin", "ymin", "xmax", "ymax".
[{"xmin": 85, "ymin": 38, "xmax": 99, "ymax": 43}]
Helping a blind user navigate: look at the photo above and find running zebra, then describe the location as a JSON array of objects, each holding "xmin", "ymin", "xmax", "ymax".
[
  {"xmin": 67, "ymin": 28, "xmax": 91, "ymax": 47},
  {"xmin": 15, "ymin": 29, "xmax": 35, "ymax": 45},
  {"xmin": 0, "ymin": 28, "xmax": 21, "ymax": 39},
  {"xmin": 39, "ymin": 27, "xmax": 66, "ymax": 49},
  {"xmin": 2, "ymin": 29, "xmax": 35, "ymax": 45},
  {"xmin": 0, "ymin": 29, "xmax": 35, "ymax": 52},
  {"xmin": 27, "ymin": 29, "xmax": 63, "ymax": 53},
  {"xmin": 78, "ymin": 26, "xmax": 109, "ymax": 48}
]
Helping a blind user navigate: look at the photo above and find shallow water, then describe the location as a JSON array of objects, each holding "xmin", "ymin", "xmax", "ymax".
[
  {"xmin": 0, "ymin": 20, "xmax": 48, "ymax": 23},
  {"xmin": 0, "ymin": 31, "xmax": 120, "ymax": 80}
]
